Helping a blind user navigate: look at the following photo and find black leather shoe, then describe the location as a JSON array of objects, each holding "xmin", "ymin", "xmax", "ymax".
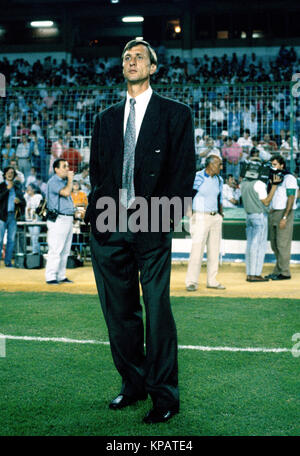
[
  {"xmin": 46, "ymin": 280, "xmax": 60, "ymax": 285},
  {"xmin": 264, "ymin": 273, "xmax": 278, "ymax": 280},
  {"xmin": 271, "ymin": 274, "xmax": 291, "ymax": 281},
  {"xmin": 143, "ymin": 407, "xmax": 179, "ymax": 424},
  {"xmin": 59, "ymin": 278, "xmax": 73, "ymax": 283},
  {"xmin": 109, "ymin": 393, "xmax": 147, "ymax": 410}
]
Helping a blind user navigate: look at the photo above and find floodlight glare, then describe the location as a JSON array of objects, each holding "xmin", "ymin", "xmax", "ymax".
[
  {"xmin": 122, "ymin": 16, "xmax": 144, "ymax": 23},
  {"xmin": 30, "ymin": 21, "xmax": 54, "ymax": 28}
]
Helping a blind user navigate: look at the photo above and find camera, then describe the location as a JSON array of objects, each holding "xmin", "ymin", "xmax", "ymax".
[{"xmin": 240, "ymin": 161, "xmax": 286, "ymax": 184}]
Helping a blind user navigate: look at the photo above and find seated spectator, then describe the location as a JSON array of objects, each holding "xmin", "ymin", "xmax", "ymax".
[
  {"xmin": 15, "ymin": 134, "xmax": 31, "ymax": 178},
  {"xmin": 29, "ymin": 131, "xmax": 47, "ymax": 183},
  {"xmin": 74, "ymin": 164, "xmax": 91, "ymax": 195},
  {"xmin": 25, "ymin": 166, "xmax": 38, "ymax": 188},
  {"xmin": 251, "ymin": 137, "xmax": 271, "ymax": 162},
  {"xmin": 55, "ymin": 114, "xmax": 68, "ymax": 136},
  {"xmin": 222, "ymin": 174, "xmax": 240, "ymax": 208},
  {"xmin": 31, "ymin": 118, "xmax": 42, "ymax": 137},
  {"xmin": 17, "ymin": 122, "xmax": 30, "ymax": 137},
  {"xmin": 280, "ymin": 137, "xmax": 299, "ymax": 170},
  {"xmin": 71, "ymin": 180, "xmax": 88, "ymax": 221},
  {"xmin": 49, "ymin": 136, "xmax": 66, "ymax": 175},
  {"xmin": 24, "ymin": 183, "xmax": 43, "ymax": 254},
  {"xmin": 222, "ymin": 136, "xmax": 243, "ymax": 180},
  {"xmin": 237, "ymin": 129, "xmax": 253, "ymax": 161},
  {"xmin": 272, "ymin": 114, "xmax": 286, "ymax": 146},
  {"xmin": 196, "ymin": 136, "xmax": 220, "ymax": 169},
  {"xmin": 1, "ymin": 119, "xmax": 13, "ymax": 142},
  {"xmin": 209, "ymin": 104, "xmax": 224, "ymax": 138},
  {"xmin": 1, "ymin": 140, "xmax": 16, "ymax": 168},
  {"xmin": 80, "ymin": 139, "xmax": 91, "ymax": 164},
  {"xmin": 257, "ymin": 134, "xmax": 277, "ymax": 162},
  {"xmin": 61, "ymin": 140, "xmax": 82, "ymax": 173}
]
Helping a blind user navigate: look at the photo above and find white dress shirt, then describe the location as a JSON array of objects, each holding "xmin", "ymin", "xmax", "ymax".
[
  {"xmin": 123, "ymin": 86, "xmax": 153, "ymax": 143},
  {"xmin": 270, "ymin": 174, "xmax": 298, "ymax": 210}
]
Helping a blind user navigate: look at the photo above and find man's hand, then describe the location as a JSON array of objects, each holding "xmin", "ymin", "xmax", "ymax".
[
  {"xmin": 14, "ymin": 197, "xmax": 21, "ymax": 204},
  {"xmin": 67, "ymin": 171, "xmax": 74, "ymax": 182},
  {"xmin": 271, "ymin": 174, "xmax": 283, "ymax": 185},
  {"xmin": 279, "ymin": 218, "xmax": 287, "ymax": 230}
]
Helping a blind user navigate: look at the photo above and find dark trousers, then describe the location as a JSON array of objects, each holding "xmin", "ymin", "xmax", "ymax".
[
  {"xmin": 91, "ymin": 231, "xmax": 179, "ymax": 411},
  {"xmin": 269, "ymin": 209, "xmax": 294, "ymax": 277}
]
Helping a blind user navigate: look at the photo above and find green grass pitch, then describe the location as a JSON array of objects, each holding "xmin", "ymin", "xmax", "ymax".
[{"xmin": 0, "ymin": 292, "xmax": 299, "ymax": 436}]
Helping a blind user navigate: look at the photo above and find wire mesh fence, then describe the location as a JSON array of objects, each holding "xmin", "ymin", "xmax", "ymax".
[{"xmin": 1, "ymin": 81, "xmax": 300, "ymax": 183}]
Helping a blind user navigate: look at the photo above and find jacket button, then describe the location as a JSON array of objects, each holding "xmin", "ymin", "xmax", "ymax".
[{"xmin": 149, "ymin": 173, "xmax": 155, "ymax": 177}]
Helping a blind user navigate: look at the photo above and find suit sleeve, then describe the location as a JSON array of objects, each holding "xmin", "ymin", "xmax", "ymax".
[
  {"xmin": 89, "ymin": 114, "xmax": 101, "ymax": 190},
  {"xmin": 166, "ymin": 105, "xmax": 196, "ymax": 202}
]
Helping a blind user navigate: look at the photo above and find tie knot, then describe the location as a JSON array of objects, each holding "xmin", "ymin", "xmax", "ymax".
[{"xmin": 130, "ymin": 98, "xmax": 136, "ymax": 107}]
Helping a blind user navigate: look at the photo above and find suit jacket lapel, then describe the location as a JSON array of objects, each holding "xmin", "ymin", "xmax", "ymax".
[
  {"xmin": 111, "ymin": 99, "xmax": 125, "ymax": 188},
  {"xmin": 134, "ymin": 92, "xmax": 161, "ymax": 176}
]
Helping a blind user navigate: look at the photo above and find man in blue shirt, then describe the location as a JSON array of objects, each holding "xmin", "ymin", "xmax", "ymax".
[
  {"xmin": 45, "ymin": 158, "xmax": 74, "ymax": 284},
  {"xmin": 186, "ymin": 154, "xmax": 226, "ymax": 291}
]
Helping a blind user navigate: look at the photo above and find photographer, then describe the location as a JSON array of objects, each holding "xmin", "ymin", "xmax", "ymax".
[
  {"xmin": 45, "ymin": 158, "xmax": 74, "ymax": 284},
  {"xmin": 265, "ymin": 155, "xmax": 298, "ymax": 281},
  {"xmin": 240, "ymin": 158, "xmax": 280, "ymax": 282}
]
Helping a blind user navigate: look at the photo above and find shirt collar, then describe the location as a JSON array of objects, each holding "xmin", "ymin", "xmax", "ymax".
[{"xmin": 126, "ymin": 86, "xmax": 153, "ymax": 106}]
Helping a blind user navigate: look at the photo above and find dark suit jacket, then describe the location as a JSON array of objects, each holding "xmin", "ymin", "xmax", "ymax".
[
  {"xmin": 86, "ymin": 91, "xmax": 196, "ymax": 251},
  {"xmin": 0, "ymin": 181, "xmax": 26, "ymax": 222}
]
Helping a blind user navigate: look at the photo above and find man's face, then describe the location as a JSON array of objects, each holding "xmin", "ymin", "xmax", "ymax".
[
  {"xmin": 228, "ymin": 176, "xmax": 234, "ymax": 186},
  {"xmin": 210, "ymin": 158, "xmax": 222, "ymax": 175},
  {"xmin": 271, "ymin": 159, "xmax": 284, "ymax": 171},
  {"xmin": 122, "ymin": 44, "xmax": 157, "ymax": 84},
  {"xmin": 55, "ymin": 161, "xmax": 69, "ymax": 178},
  {"xmin": 5, "ymin": 168, "xmax": 15, "ymax": 181}
]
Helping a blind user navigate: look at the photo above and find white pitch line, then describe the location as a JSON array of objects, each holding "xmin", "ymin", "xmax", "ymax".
[{"xmin": 0, "ymin": 334, "xmax": 292, "ymax": 353}]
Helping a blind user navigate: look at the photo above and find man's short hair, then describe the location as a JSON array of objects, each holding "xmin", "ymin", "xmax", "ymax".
[
  {"xmin": 53, "ymin": 158, "xmax": 67, "ymax": 172},
  {"xmin": 205, "ymin": 155, "xmax": 221, "ymax": 168},
  {"xmin": 122, "ymin": 39, "xmax": 158, "ymax": 65},
  {"xmin": 271, "ymin": 154, "xmax": 286, "ymax": 169}
]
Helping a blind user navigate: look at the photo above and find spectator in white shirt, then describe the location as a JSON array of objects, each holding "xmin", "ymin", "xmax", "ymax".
[
  {"xmin": 222, "ymin": 175, "xmax": 240, "ymax": 208},
  {"xmin": 238, "ymin": 129, "xmax": 253, "ymax": 162},
  {"xmin": 24, "ymin": 183, "xmax": 43, "ymax": 254}
]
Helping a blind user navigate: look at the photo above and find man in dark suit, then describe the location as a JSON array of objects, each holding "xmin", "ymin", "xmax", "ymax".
[{"xmin": 87, "ymin": 39, "xmax": 195, "ymax": 424}]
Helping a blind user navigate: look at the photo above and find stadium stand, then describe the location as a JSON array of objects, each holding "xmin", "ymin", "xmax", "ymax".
[{"xmin": 1, "ymin": 47, "xmax": 300, "ymax": 184}]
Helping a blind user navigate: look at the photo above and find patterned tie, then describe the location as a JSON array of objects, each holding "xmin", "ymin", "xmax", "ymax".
[{"xmin": 121, "ymin": 97, "xmax": 136, "ymax": 208}]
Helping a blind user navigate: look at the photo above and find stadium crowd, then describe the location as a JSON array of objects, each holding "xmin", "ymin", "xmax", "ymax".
[
  {"xmin": 0, "ymin": 45, "xmax": 298, "ymax": 86},
  {"xmin": 0, "ymin": 45, "xmax": 300, "ymax": 267}
]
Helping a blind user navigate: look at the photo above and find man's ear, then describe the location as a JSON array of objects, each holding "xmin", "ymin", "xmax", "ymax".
[{"xmin": 150, "ymin": 64, "xmax": 157, "ymax": 75}]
